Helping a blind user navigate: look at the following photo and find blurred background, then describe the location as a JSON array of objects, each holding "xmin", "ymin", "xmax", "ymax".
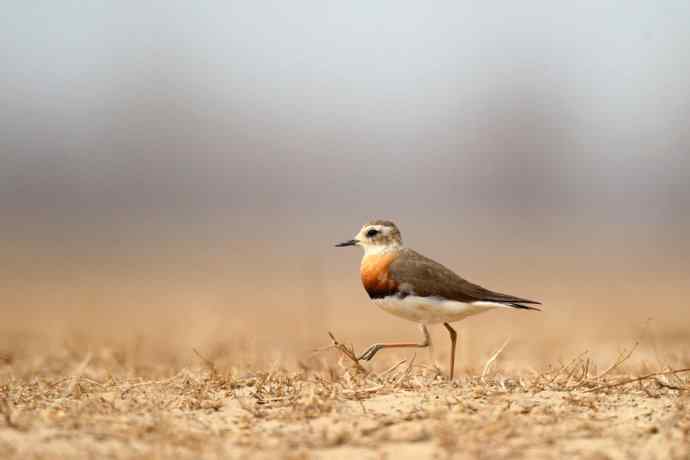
[{"xmin": 1, "ymin": 2, "xmax": 689, "ymax": 371}]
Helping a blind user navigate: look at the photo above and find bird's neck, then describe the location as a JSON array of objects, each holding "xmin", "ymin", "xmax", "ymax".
[{"xmin": 362, "ymin": 243, "xmax": 402, "ymax": 258}]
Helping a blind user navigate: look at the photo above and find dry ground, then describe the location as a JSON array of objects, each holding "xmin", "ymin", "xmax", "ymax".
[
  {"xmin": 1, "ymin": 333, "xmax": 689, "ymax": 460},
  {"xmin": 2, "ymin": 237, "xmax": 690, "ymax": 458}
]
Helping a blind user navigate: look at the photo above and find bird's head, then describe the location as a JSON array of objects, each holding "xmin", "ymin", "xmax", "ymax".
[{"xmin": 335, "ymin": 220, "xmax": 402, "ymax": 255}]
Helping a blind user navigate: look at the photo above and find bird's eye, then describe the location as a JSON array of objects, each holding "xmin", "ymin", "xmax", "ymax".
[{"xmin": 366, "ymin": 228, "xmax": 379, "ymax": 237}]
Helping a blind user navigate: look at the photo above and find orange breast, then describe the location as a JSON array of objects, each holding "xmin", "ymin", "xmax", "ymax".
[{"xmin": 360, "ymin": 252, "xmax": 399, "ymax": 299}]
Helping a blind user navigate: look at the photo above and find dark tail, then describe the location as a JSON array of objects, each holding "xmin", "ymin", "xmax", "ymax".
[{"xmin": 508, "ymin": 302, "xmax": 542, "ymax": 311}]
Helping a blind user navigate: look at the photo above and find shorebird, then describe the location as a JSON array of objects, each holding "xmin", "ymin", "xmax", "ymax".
[{"xmin": 335, "ymin": 220, "xmax": 540, "ymax": 379}]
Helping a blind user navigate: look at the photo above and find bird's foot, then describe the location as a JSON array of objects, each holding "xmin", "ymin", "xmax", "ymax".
[{"xmin": 358, "ymin": 344, "xmax": 383, "ymax": 361}]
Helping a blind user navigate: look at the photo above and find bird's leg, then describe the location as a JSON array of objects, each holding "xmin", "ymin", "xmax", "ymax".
[
  {"xmin": 359, "ymin": 324, "xmax": 430, "ymax": 361},
  {"xmin": 443, "ymin": 322, "xmax": 458, "ymax": 380}
]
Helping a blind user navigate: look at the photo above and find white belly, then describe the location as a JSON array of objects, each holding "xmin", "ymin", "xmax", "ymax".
[{"xmin": 372, "ymin": 295, "xmax": 503, "ymax": 324}]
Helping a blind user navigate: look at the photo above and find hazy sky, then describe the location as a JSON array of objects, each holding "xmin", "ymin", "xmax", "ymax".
[{"xmin": 2, "ymin": 2, "xmax": 689, "ymax": 234}]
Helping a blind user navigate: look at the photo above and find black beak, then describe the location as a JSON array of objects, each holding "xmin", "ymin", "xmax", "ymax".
[{"xmin": 334, "ymin": 239, "xmax": 358, "ymax": 247}]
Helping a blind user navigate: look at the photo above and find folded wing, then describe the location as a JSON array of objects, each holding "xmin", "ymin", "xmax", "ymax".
[{"xmin": 389, "ymin": 249, "xmax": 541, "ymax": 309}]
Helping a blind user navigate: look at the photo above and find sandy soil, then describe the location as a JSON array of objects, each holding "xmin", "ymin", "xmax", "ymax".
[
  {"xmin": 1, "ymin": 339, "xmax": 689, "ymax": 460},
  {"xmin": 1, "ymin": 240, "xmax": 689, "ymax": 458}
]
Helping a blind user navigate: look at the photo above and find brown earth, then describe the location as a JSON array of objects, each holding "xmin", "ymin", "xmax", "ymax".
[
  {"xmin": 1, "ymin": 238, "xmax": 689, "ymax": 459},
  {"xmin": 1, "ymin": 333, "xmax": 689, "ymax": 460}
]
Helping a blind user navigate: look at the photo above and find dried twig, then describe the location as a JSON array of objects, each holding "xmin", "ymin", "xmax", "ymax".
[
  {"xmin": 596, "ymin": 342, "xmax": 638, "ymax": 380},
  {"xmin": 586, "ymin": 367, "xmax": 690, "ymax": 393},
  {"xmin": 192, "ymin": 348, "xmax": 218, "ymax": 377},
  {"xmin": 320, "ymin": 332, "xmax": 366, "ymax": 372},
  {"xmin": 481, "ymin": 338, "xmax": 510, "ymax": 381},
  {"xmin": 545, "ymin": 351, "xmax": 589, "ymax": 385},
  {"xmin": 566, "ymin": 358, "xmax": 592, "ymax": 389},
  {"xmin": 393, "ymin": 353, "xmax": 416, "ymax": 387},
  {"xmin": 379, "ymin": 359, "xmax": 407, "ymax": 380},
  {"xmin": 654, "ymin": 376, "xmax": 688, "ymax": 391}
]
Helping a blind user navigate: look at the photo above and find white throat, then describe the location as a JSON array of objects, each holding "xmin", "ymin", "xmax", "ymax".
[{"xmin": 362, "ymin": 243, "xmax": 402, "ymax": 256}]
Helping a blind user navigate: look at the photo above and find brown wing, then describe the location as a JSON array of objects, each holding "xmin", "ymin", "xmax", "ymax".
[{"xmin": 388, "ymin": 249, "xmax": 541, "ymax": 307}]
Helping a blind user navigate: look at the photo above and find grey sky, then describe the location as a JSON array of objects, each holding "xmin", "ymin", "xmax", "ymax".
[{"xmin": 2, "ymin": 1, "xmax": 689, "ymax": 233}]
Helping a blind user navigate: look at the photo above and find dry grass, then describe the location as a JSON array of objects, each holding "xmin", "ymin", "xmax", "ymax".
[
  {"xmin": 1, "ymin": 331, "xmax": 689, "ymax": 460},
  {"xmin": 2, "ymin": 240, "xmax": 690, "ymax": 458}
]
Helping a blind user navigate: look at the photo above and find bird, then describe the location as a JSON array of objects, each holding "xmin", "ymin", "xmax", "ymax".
[{"xmin": 334, "ymin": 219, "xmax": 541, "ymax": 379}]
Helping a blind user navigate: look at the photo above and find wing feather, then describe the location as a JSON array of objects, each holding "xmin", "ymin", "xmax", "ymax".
[{"xmin": 388, "ymin": 249, "xmax": 541, "ymax": 306}]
